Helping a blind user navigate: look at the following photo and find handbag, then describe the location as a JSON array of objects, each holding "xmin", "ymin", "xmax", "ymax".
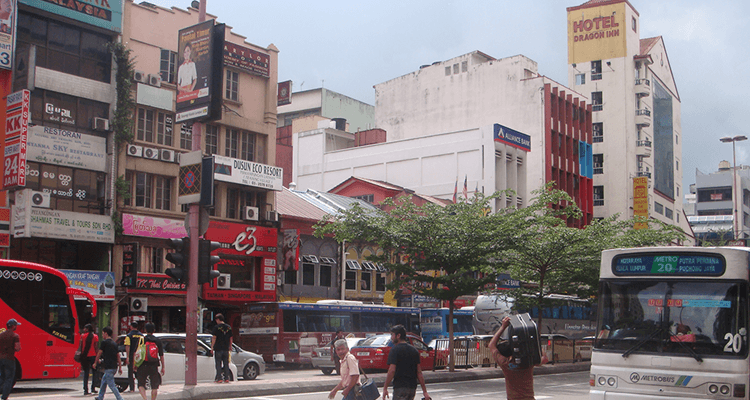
[
  {"xmin": 355, "ymin": 367, "xmax": 380, "ymax": 400},
  {"xmin": 74, "ymin": 350, "xmax": 81, "ymax": 363}
]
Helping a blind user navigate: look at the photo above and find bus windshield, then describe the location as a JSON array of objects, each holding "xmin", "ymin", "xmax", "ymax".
[{"xmin": 596, "ymin": 280, "xmax": 747, "ymax": 358}]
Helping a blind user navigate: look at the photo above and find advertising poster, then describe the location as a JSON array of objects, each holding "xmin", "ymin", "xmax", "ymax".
[
  {"xmin": 280, "ymin": 229, "xmax": 299, "ymax": 271},
  {"xmin": 3, "ymin": 89, "xmax": 30, "ymax": 189},
  {"xmin": 175, "ymin": 20, "xmax": 224, "ymax": 123},
  {"xmin": 0, "ymin": 0, "xmax": 17, "ymax": 70},
  {"xmin": 61, "ymin": 269, "xmax": 115, "ymax": 301},
  {"xmin": 633, "ymin": 177, "xmax": 648, "ymax": 229}
]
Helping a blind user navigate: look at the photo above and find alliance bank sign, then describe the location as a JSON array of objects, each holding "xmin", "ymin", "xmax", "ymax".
[{"xmin": 493, "ymin": 123, "xmax": 530, "ymax": 152}]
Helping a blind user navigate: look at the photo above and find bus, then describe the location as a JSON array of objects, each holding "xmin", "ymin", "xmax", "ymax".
[
  {"xmin": 591, "ymin": 247, "xmax": 749, "ymax": 399},
  {"xmin": 0, "ymin": 259, "xmax": 97, "ymax": 384},
  {"xmin": 421, "ymin": 308, "xmax": 474, "ymax": 343},
  {"xmin": 231, "ymin": 300, "xmax": 421, "ymax": 367}
]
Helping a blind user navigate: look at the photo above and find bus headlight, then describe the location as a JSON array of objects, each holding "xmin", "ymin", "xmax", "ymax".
[
  {"xmin": 709, "ymin": 384, "xmax": 719, "ymax": 394},
  {"xmin": 719, "ymin": 385, "xmax": 730, "ymax": 395},
  {"xmin": 598, "ymin": 376, "xmax": 607, "ymax": 386},
  {"xmin": 607, "ymin": 377, "xmax": 616, "ymax": 386}
]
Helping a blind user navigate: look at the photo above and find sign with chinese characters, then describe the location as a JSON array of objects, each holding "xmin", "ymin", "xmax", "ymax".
[
  {"xmin": 27, "ymin": 126, "xmax": 107, "ymax": 172},
  {"xmin": 61, "ymin": 269, "xmax": 115, "ymax": 301},
  {"xmin": 213, "ymin": 154, "xmax": 283, "ymax": 191},
  {"xmin": 223, "ymin": 42, "xmax": 270, "ymax": 78},
  {"xmin": 4, "ymin": 89, "xmax": 30, "ymax": 189}
]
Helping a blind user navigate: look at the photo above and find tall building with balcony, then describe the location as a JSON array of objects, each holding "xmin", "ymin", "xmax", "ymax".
[
  {"xmin": 117, "ymin": 1, "xmax": 280, "ymax": 333},
  {"xmin": 566, "ymin": 0, "xmax": 691, "ymax": 238}
]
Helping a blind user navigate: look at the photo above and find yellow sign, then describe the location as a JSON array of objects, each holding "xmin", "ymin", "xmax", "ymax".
[
  {"xmin": 633, "ymin": 177, "xmax": 648, "ymax": 229},
  {"xmin": 567, "ymin": 2, "xmax": 627, "ymax": 64}
]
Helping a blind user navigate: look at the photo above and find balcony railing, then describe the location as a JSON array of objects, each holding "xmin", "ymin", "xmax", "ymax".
[
  {"xmin": 636, "ymin": 140, "xmax": 652, "ymax": 148},
  {"xmin": 637, "ymin": 171, "xmax": 651, "ymax": 178},
  {"xmin": 636, "ymin": 109, "xmax": 651, "ymax": 117},
  {"xmin": 594, "ymin": 199, "xmax": 604, "ymax": 206},
  {"xmin": 635, "ymin": 78, "xmax": 650, "ymax": 86},
  {"xmin": 594, "ymin": 167, "xmax": 604, "ymax": 175},
  {"xmin": 593, "ymin": 136, "xmax": 604, "ymax": 143},
  {"xmin": 592, "ymin": 73, "xmax": 602, "ymax": 81},
  {"xmin": 593, "ymin": 104, "xmax": 603, "ymax": 112}
]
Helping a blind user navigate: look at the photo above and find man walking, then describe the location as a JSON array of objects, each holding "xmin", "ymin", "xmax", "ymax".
[
  {"xmin": 382, "ymin": 325, "xmax": 430, "ymax": 400},
  {"xmin": 211, "ymin": 314, "xmax": 233, "ymax": 383},
  {"xmin": 136, "ymin": 322, "xmax": 164, "ymax": 400},
  {"xmin": 489, "ymin": 316, "xmax": 535, "ymax": 400},
  {"xmin": 0, "ymin": 319, "xmax": 21, "ymax": 400},
  {"xmin": 329, "ymin": 329, "xmax": 346, "ymax": 375},
  {"xmin": 123, "ymin": 321, "xmax": 143, "ymax": 392},
  {"xmin": 93, "ymin": 327, "xmax": 123, "ymax": 400}
]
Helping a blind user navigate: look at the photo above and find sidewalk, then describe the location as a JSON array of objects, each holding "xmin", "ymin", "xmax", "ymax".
[{"xmin": 95, "ymin": 362, "xmax": 590, "ymax": 400}]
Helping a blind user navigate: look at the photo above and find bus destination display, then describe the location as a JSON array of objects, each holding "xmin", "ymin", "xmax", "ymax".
[{"xmin": 612, "ymin": 254, "xmax": 725, "ymax": 276}]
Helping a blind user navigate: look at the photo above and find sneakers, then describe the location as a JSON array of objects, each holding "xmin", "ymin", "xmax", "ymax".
[{"xmin": 223, "ymin": 379, "xmax": 230, "ymax": 383}]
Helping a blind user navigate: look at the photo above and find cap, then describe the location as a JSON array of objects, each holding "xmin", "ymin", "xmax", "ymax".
[{"xmin": 7, "ymin": 318, "xmax": 20, "ymax": 328}]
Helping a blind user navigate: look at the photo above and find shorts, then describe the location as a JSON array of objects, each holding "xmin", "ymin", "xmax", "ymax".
[
  {"xmin": 393, "ymin": 387, "xmax": 417, "ymax": 400},
  {"xmin": 136, "ymin": 363, "xmax": 161, "ymax": 389}
]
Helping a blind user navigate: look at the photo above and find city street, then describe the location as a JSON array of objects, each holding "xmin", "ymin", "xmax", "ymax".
[{"xmin": 10, "ymin": 368, "xmax": 591, "ymax": 400}]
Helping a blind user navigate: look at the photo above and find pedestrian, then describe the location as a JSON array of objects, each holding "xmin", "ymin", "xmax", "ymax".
[
  {"xmin": 92, "ymin": 327, "xmax": 123, "ymax": 400},
  {"xmin": 136, "ymin": 322, "xmax": 164, "ymax": 400},
  {"xmin": 0, "ymin": 319, "xmax": 21, "ymax": 400},
  {"xmin": 123, "ymin": 321, "xmax": 144, "ymax": 392},
  {"xmin": 329, "ymin": 329, "xmax": 346, "ymax": 375},
  {"xmin": 79, "ymin": 323, "xmax": 99, "ymax": 395},
  {"xmin": 211, "ymin": 314, "xmax": 233, "ymax": 383},
  {"xmin": 382, "ymin": 325, "xmax": 431, "ymax": 400},
  {"xmin": 489, "ymin": 316, "xmax": 535, "ymax": 400},
  {"xmin": 328, "ymin": 339, "xmax": 359, "ymax": 400}
]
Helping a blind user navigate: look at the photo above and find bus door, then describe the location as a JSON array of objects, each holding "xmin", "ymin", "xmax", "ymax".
[{"xmin": 407, "ymin": 313, "xmax": 421, "ymax": 336}]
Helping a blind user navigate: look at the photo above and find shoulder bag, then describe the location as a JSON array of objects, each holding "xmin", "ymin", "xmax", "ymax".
[{"xmin": 354, "ymin": 366, "xmax": 380, "ymax": 400}]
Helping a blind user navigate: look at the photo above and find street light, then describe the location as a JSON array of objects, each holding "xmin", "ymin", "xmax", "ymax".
[{"xmin": 720, "ymin": 135, "xmax": 748, "ymax": 240}]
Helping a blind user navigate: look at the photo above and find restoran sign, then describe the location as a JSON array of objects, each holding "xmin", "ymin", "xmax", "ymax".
[
  {"xmin": 213, "ymin": 155, "xmax": 283, "ymax": 191},
  {"xmin": 27, "ymin": 126, "xmax": 107, "ymax": 172}
]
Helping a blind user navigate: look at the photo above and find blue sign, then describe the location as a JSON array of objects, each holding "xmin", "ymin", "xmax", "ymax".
[
  {"xmin": 497, "ymin": 273, "xmax": 521, "ymax": 289},
  {"xmin": 61, "ymin": 269, "xmax": 115, "ymax": 300},
  {"xmin": 612, "ymin": 254, "xmax": 726, "ymax": 277},
  {"xmin": 20, "ymin": 0, "xmax": 123, "ymax": 32},
  {"xmin": 493, "ymin": 123, "xmax": 531, "ymax": 152}
]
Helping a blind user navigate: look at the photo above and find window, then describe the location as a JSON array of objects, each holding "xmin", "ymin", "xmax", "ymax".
[
  {"xmin": 575, "ymin": 73, "xmax": 585, "ymax": 85},
  {"xmin": 665, "ymin": 207, "xmax": 673, "ymax": 219},
  {"xmin": 445, "ymin": 66, "xmax": 451, "ymax": 76},
  {"xmin": 360, "ymin": 271, "xmax": 371, "ymax": 291},
  {"xmin": 302, "ymin": 263, "xmax": 315, "ymax": 286},
  {"xmin": 591, "ymin": 60, "xmax": 602, "ymax": 80},
  {"xmin": 632, "ymin": 16, "xmax": 637, "ymax": 32},
  {"xmin": 226, "ymin": 188, "xmax": 239, "ymax": 219},
  {"xmin": 345, "ymin": 271, "xmax": 356, "ymax": 290},
  {"xmin": 461, "ymin": 61, "xmax": 468, "ymax": 72},
  {"xmin": 319, "ymin": 264, "xmax": 332, "ymax": 287},
  {"xmin": 127, "ymin": 171, "xmax": 173, "ymax": 210},
  {"xmin": 285, "ymin": 269, "xmax": 297, "ymax": 285},
  {"xmin": 205, "ymin": 124, "xmax": 219, "ymax": 155},
  {"xmin": 594, "ymin": 185, "xmax": 604, "ymax": 206},
  {"xmin": 593, "ymin": 154, "xmax": 603, "ymax": 174},
  {"xmin": 593, "ymin": 122, "xmax": 603, "ymax": 143},
  {"xmin": 376, "ymin": 273, "xmax": 386, "ymax": 292},
  {"xmin": 676, "ymin": 160, "xmax": 679, "ymax": 171},
  {"xmin": 352, "ymin": 194, "xmax": 374, "ymax": 203},
  {"xmin": 146, "ymin": 247, "xmax": 164, "ymax": 273},
  {"xmin": 225, "ymin": 128, "xmax": 239, "ymax": 158},
  {"xmin": 225, "ymin": 69, "xmax": 239, "ymax": 101},
  {"xmin": 29, "ymin": 89, "xmax": 108, "ymax": 134},
  {"xmin": 697, "ymin": 187, "xmax": 732, "ymax": 202},
  {"xmin": 453, "ymin": 64, "xmax": 459, "ymax": 74},
  {"xmin": 160, "ymin": 49, "xmax": 177, "ymax": 84},
  {"xmin": 16, "ymin": 12, "xmax": 112, "ymax": 83},
  {"xmin": 592, "ymin": 91, "xmax": 603, "ymax": 111},
  {"xmin": 655, "ymin": 202, "xmax": 664, "ymax": 215},
  {"xmin": 225, "ymin": 128, "xmax": 256, "ymax": 161},
  {"xmin": 136, "ymin": 108, "xmax": 174, "ymax": 146},
  {"xmin": 226, "ymin": 188, "xmax": 264, "ymax": 219},
  {"xmin": 180, "ymin": 123, "xmax": 192, "ymax": 150},
  {"xmin": 24, "ymin": 162, "xmax": 105, "ymax": 214}
]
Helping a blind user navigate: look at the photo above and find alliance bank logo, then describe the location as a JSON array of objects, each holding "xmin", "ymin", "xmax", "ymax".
[{"xmin": 493, "ymin": 123, "xmax": 531, "ymax": 152}]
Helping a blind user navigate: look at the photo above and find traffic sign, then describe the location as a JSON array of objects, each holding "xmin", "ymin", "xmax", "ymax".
[{"xmin": 178, "ymin": 151, "xmax": 202, "ymax": 204}]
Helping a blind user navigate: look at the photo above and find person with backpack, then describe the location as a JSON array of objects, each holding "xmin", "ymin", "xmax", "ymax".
[
  {"xmin": 92, "ymin": 327, "xmax": 123, "ymax": 400},
  {"xmin": 79, "ymin": 323, "xmax": 99, "ymax": 396},
  {"xmin": 135, "ymin": 322, "xmax": 164, "ymax": 400},
  {"xmin": 123, "ymin": 321, "xmax": 143, "ymax": 392},
  {"xmin": 489, "ymin": 316, "xmax": 535, "ymax": 400}
]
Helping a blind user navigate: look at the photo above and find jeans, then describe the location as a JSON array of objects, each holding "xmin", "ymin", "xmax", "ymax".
[
  {"xmin": 0, "ymin": 358, "xmax": 15, "ymax": 400},
  {"xmin": 81, "ymin": 356, "xmax": 98, "ymax": 393},
  {"xmin": 126, "ymin": 360, "xmax": 136, "ymax": 391},
  {"xmin": 96, "ymin": 369, "xmax": 123, "ymax": 400},
  {"xmin": 214, "ymin": 349, "xmax": 231, "ymax": 381}
]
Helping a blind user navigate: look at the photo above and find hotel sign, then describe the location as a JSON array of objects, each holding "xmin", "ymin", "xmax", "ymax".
[{"xmin": 567, "ymin": 2, "xmax": 627, "ymax": 64}]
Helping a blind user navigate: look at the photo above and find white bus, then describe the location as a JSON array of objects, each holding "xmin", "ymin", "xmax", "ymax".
[{"xmin": 591, "ymin": 247, "xmax": 749, "ymax": 399}]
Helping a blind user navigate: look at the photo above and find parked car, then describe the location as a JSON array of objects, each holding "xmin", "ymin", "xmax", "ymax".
[
  {"xmin": 114, "ymin": 333, "xmax": 238, "ymax": 390},
  {"xmin": 540, "ymin": 333, "xmax": 592, "ymax": 363},
  {"xmin": 350, "ymin": 333, "xmax": 434, "ymax": 372},
  {"xmin": 311, "ymin": 337, "xmax": 366, "ymax": 375},
  {"xmin": 197, "ymin": 334, "xmax": 266, "ymax": 380}
]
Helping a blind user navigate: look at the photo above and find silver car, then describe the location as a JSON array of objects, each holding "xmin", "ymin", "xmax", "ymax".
[
  {"xmin": 198, "ymin": 334, "xmax": 266, "ymax": 380},
  {"xmin": 311, "ymin": 337, "xmax": 365, "ymax": 375}
]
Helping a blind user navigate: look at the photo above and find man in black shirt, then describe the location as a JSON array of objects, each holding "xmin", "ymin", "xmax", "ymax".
[
  {"xmin": 93, "ymin": 327, "xmax": 123, "ymax": 400},
  {"xmin": 382, "ymin": 325, "xmax": 431, "ymax": 400},
  {"xmin": 136, "ymin": 322, "xmax": 165, "ymax": 400},
  {"xmin": 211, "ymin": 314, "xmax": 233, "ymax": 383},
  {"xmin": 123, "ymin": 321, "xmax": 143, "ymax": 392}
]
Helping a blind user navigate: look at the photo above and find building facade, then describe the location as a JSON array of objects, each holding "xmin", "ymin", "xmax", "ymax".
[
  {"xmin": 566, "ymin": 0, "xmax": 691, "ymax": 237},
  {"xmin": 689, "ymin": 161, "xmax": 750, "ymax": 244},
  {"xmin": 115, "ymin": 1, "xmax": 280, "ymax": 334},
  {"xmin": 9, "ymin": 0, "xmax": 123, "ymax": 330}
]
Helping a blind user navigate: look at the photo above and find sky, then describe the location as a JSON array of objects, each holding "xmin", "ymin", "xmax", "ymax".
[{"xmin": 148, "ymin": 0, "xmax": 750, "ymax": 195}]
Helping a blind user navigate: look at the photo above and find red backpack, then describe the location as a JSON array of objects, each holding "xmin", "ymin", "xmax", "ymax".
[{"xmin": 144, "ymin": 340, "xmax": 159, "ymax": 363}]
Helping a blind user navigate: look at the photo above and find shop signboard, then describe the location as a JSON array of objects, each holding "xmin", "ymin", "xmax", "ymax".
[
  {"xmin": 223, "ymin": 42, "xmax": 269, "ymax": 78},
  {"xmin": 19, "ymin": 0, "xmax": 123, "ymax": 33},
  {"xmin": 27, "ymin": 126, "xmax": 107, "ymax": 172},
  {"xmin": 129, "ymin": 272, "xmax": 186, "ymax": 294},
  {"xmin": 61, "ymin": 269, "xmax": 115, "ymax": 301},
  {"xmin": 4, "ymin": 89, "xmax": 30, "ymax": 189},
  {"xmin": 122, "ymin": 213, "xmax": 187, "ymax": 239},
  {"xmin": 12, "ymin": 193, "xmax": 114, "ymax": 243},
  {"xmin": 213, "ymin": 154, "xmax": 283, "ymax": 191}
]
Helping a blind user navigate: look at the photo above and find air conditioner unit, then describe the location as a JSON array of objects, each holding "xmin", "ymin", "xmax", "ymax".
[
  {"xmin": 133, "ymin": 70, "xmax": 147, "ymax": 84},
  {"xmin": 160, "ymin": 149, "xmax": 175, "ymax": 162},
  {"xmin": 147, "ymin": 74, "xmax": 162, "ymax": 87},
  {"xmin": 217, "ymin": 274, "xmax": 231, "ymax": 289},
  {"xmin": 265, "ymin": 210, "xmax": 278, "ymax": 222},
  {"xmin": 127, "ymin": 144, "xmax": 143, "ymax": 157},
  {"xmin": 243, "ymin": 206, "xmax": 259, "ymax": 221},
  {"xmin": 31, "ymin": 191, "xmax": 50, "ymax": 208},
  {"xmin": 143, "ymin": 147, "xmax": 159, "ymax": 160},
  {"xmin": 130, "ymin": 297, "xmax": 148, "ymax": 312},
  {"xmin": 92, "ymin": 117, "xmax": 109, "ymax": 131},
  {"xmin": 174, "ymin": 152, "xmax": 181, "ymax": 164}
]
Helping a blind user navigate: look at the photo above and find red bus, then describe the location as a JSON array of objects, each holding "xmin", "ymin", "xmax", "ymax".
[
  {"xmin": 232, "ymin": 300, "xmax": 421, "ymax": 367},
  {"xmin": 0, "ymin": 259, "xmax": 96, "ymax": 385}
]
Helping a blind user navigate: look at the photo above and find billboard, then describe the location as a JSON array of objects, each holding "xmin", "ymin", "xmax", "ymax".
[
  {"xmin": 493, "ymin": 123, "xmax": 531, "ymax": 152},
  {"xmin": 633, "ymin": 177, "xmax": 648, "ymax": 229},
  {"xmin": 3, "ymin": 89, "xmax": 30, "ymax": 189},
  {"xmin": 223, "ymin": 42, "xmax": 269, "ymax": 78},
  {"xmin": 213, "ymin": 154, "xmax": 283, "ymax": 191},
  {"xmin": 0, "ymin": 0, "xmax": 17, "ymax": 70},
  {"xmin": 175, "ymin": 20, "xmax": 224, "ymax": 123},
  {"xmin": 19, "ymin": 0, "xmax": 122, "ymax": 32},
  {"xmin": 567, "ymin": 2, "xmax": 627, "ymax": 65}
]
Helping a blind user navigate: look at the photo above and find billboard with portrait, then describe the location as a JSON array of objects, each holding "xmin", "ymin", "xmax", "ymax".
[{"xmin": 175, "ymin": 20, "xmax": 224, "ymax": 123}]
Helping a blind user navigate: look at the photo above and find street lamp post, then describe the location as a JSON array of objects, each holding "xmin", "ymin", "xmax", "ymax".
[{"xmin": 720, "ymin": 135, "xmax": 747, "ymax": 240}]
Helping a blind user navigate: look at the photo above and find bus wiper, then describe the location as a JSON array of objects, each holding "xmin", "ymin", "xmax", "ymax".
[
  {"xmin": 622, "ymin": 328, "xmax": 663, "ymax": 358},
  {"xmin": 666, "ymin": 331, "xmax": 703, "ymax": 363}
]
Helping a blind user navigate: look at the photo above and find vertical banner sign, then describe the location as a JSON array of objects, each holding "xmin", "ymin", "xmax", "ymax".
[
  {"xmin": 4, "ymin": 89, "xmax": 30, "ymax": 189},
  {"xmin": 178, "ymin": 150, "xmax": 202, "ymax": 204},
  {"xmin": 121, "ymin": 242, "xmax": 138, "ymax": 287},
  {"xmin": 175, "ymin": 20, "xmax": 224, "ymax": 124},
  {"xmin": 277, "ymin": 80, "xmax": 292, "ymax": 106},
  {"xmin": 633, "ymin": 177, "xmax": 648, "ymax": 229},
  {"xmin": 0, "ymin": 207, "xmax": 9, "ymax": 247},
  {"xmin": 0, "ymin": 0, "xmax": 17, "ymax": 70},
  {"xmin": 280, "ymin": 229, "xmax": 299, "ymax": 271}
]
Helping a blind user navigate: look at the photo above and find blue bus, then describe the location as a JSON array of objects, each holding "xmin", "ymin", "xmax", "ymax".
[{"xmin": 421, "ymin": 308, "xmax": 474, "ymax": 343}]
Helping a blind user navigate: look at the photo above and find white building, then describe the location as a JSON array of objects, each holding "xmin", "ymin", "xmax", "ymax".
[
  {"xmin": 689, "ymin": 161, "xmax": 750, "ymax": 243},
  {"xmin": 278, "ymin": 88, "xmax": 374, "ymax": 133},
  {"xmin": 566, "ymin": 0, "xmax": 691, "ymax": 240}
]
